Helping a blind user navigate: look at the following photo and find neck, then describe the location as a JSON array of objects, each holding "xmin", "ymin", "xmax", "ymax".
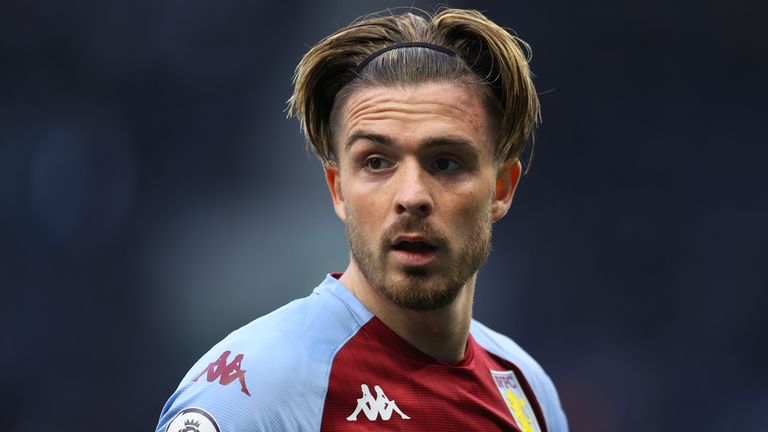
[{"xmin": 339, "ymin": 261, "xmax": 475, "ymax": 364}]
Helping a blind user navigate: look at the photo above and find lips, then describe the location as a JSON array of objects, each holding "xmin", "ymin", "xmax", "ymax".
[
  {"xmin": 390, "ymin": 235, "xmax": 438, "ymax": 266},
  {"xmin": 391, "ymin": 235, "xmax": 437, "ymax": 250},
  {"xmin": 391, "ymin": 240, "xmax": 437, "ymax": 252}
]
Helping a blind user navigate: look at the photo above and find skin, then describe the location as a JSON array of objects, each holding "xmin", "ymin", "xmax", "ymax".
[{"xmin": 325, "ymin": 82, "xmax": 522, "ymax": 364}]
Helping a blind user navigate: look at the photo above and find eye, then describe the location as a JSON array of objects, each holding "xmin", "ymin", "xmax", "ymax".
[
  {"xmin": 432, "ymin": 157, "xmax": 461, "ymax": 172},
  {"xmin": 364, "ymin": 156, "xmax": 393, "ymax": 171}
]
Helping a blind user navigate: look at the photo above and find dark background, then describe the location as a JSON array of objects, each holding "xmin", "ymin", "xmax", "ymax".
[{"xmin": 1, "ymin": 0, "xmax": 765, "ymax": 430}]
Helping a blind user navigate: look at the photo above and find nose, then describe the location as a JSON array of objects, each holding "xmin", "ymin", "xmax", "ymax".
[{"xmin": 394, "ymin": 160, "xmax": 433, "ymax": 218}]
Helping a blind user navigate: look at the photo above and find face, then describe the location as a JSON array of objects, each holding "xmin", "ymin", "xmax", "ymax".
[{"xmin": 326, "ymin": 82, "xmax": 521, "ymax": 310}]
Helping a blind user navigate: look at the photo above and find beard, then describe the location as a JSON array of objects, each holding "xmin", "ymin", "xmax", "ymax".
[{"xmin": 345, "ymin": 204, "xmax": 493, "ymax": 311}]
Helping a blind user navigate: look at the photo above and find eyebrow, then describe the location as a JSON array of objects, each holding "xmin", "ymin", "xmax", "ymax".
[
  {"xmin": 345, "ymin": 131, "xmax": 479, "ymax": 154},
  {"xmin": 345, "ymin": 132, "xmax": 394, "ymax": 152}
]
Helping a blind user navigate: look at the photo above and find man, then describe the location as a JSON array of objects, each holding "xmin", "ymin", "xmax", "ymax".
[{"xmin": 157, "ymin": 8, "xmax": 568, "ymax": 432}]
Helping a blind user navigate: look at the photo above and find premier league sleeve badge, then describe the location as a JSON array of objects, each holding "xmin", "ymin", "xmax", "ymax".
[{"xmin": 165, "ymin": 407, "xmax": 221, "ymax": 432}]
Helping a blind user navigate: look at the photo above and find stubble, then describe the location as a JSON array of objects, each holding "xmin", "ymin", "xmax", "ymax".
[{"xmin": 345, "ymin": 204, "xmax": 493, "ymax": 311}]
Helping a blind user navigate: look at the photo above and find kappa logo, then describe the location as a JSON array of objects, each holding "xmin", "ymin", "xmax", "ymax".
[
  {"xmin": 193, "ymin": 350, "xmax": 251, "ymax": 396},
  {"xmin": 347, "ymin": 384, "xmax": 410, "ymax": 422}
]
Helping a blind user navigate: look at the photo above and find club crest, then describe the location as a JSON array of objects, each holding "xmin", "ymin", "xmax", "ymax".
[{"xmin": 490, "ymin": 370, "xmax": 541, "ymax": 432}]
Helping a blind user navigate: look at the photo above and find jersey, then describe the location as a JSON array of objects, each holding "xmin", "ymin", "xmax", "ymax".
[{"xmin": 156, "ymin": 274, "xmax": 568, "ymax": 432}]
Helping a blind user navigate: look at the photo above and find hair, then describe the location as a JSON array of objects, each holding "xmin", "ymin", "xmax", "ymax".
[{"xmin": 288, "ymin": 8, "xmax": 540, "ymax": 169}]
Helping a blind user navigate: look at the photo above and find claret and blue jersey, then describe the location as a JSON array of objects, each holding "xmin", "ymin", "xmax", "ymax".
[{"xmin": 157, "ymin": 274, "xmax": 569, "ymax": 432}]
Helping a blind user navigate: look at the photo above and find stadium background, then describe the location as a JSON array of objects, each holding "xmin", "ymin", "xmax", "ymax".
[{"xmin": 1, "ymin": 0, "xmax": 765, "ymax": 430}]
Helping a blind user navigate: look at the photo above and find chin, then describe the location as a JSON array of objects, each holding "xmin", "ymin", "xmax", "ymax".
[{"xmin": 379, "ymin": 271, "xmax": 464, "ymax": 311}]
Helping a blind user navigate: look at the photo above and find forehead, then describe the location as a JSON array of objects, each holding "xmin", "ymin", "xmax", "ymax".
[{"xmin": 337, "ymin": 82, "xmax": 493, "ymax": 155}]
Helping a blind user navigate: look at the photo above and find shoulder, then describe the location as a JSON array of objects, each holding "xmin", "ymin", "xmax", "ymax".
[
  {"xmin": 156, "ymin": 277, "xmax": 372, "ymax": 432},
  {"xmin": 470, "ymin": 319, "xmax": 569, "ymax": 432}
]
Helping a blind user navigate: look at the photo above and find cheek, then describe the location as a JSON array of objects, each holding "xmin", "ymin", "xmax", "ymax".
[
  {"xmin": 345, "ymin": 188, "xmax": 388, "ymax": 228},
  {"xmin": 458, "ymin": 194, "xmax": 492, "ymax": 221},
  {"xmin": 448, "ymin": 178, "xmax": 494, "ymax": 216},
  {"xmin": 442, "ymin": 192, "xmax": 478, "ymax": 225},
  {"xmin": 446, "ymin": 190, "xmax": 494, "ymax": 236}
]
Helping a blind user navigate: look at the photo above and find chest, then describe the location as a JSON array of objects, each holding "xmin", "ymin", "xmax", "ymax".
[{"xmin": 319, "ymin": 330, "xmax": 546, "ymax": 431}]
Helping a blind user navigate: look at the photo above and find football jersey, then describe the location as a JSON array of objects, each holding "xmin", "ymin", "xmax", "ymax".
[{"xmin": 156, "ymin": 274, "xmax": 568, "ymax": 432}]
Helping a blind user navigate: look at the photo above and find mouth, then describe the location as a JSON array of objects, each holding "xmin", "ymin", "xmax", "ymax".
[{"xmin": 390, "ymin": 236, "xmax": 439, "ymax": 266}]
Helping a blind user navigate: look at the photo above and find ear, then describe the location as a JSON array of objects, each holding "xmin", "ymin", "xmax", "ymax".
[
  {"xmin": 324, "ymin": 163, "xmax": 347, "ymax": 222},
  {"xmin": 491, "ymin": 159, "xmax": 522, "ymax": 222}
]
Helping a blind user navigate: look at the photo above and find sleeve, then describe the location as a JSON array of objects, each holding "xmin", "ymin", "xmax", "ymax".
[
  {"xmin": 156, "ymin": 348, "xmax": 264, "ymax": 432},
  {"xmin": 156, "ymin": 331, "xmax": 341, "ymax": 432},
  {"xmin": 157, "ymin": 285, "xmax": 367, "ymax": 432},
  {"xmin": 156, "ymin": 300, "xmax": 354, "ymax": 431}
]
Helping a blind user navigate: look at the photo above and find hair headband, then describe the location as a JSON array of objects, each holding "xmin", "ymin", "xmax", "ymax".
[{"xmin": 355, "ymin": 42, "xmax": 457, "ymax": 73}]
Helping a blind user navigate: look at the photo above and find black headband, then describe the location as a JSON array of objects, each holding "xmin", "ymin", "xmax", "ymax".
[{"xmin": 355, "ymin": 42, "xmax": 457, "ymax": 74}]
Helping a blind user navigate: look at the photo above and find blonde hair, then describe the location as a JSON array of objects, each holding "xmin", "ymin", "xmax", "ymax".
[{"xmin": 288, "ymin": 8, "xmax": 540, "ymax": 167}]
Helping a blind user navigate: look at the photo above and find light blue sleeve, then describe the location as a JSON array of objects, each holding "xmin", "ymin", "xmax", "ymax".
[
  {"xmin": 156, "ymin": 282, "xmax": 370, "ymax": 432},
  {"xmin": 470, "ymin": 320, "xmax": 569, "ymax": 432}
]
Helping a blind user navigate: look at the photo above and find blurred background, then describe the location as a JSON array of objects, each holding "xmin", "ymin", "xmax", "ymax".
[{"xmin": 1, "ymin": 0, "xmax": 765, "ymax": 430}]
